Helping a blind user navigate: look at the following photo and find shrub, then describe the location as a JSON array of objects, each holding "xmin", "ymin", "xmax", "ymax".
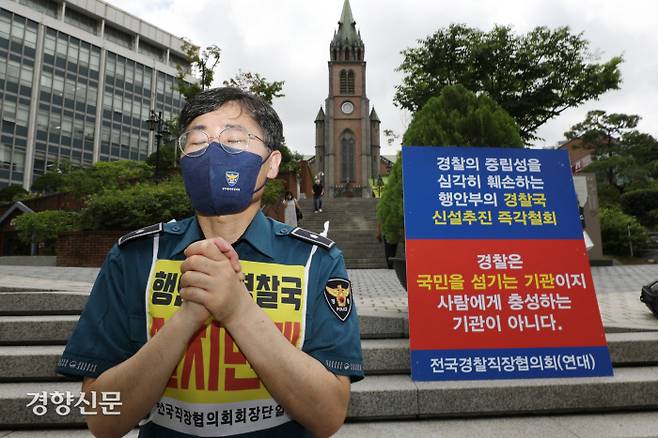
[
  {"xmin": 80, "ymin": 177, "xmax": 193, "ymax": 230},
  {"xmin": 620, "ymin": 188, "xmax": 658, "ymax": 224},
  {"xmin": 14, "ymin": 210, "xmax": 80, "ymax": 245},
  {"xmin": 377, "ymin": 84, "xmax": 523, "ymax": 244},
  {"xmin": 599, "ymin": 206, "xmax": 650, "ymax": 256},
  {"xmin": 0, "ymin": 184, "xmax": 29, "ymax": 204},
  {"xmin": 262, "ymin": 178, "xmax": 285, "ymax": 207}
]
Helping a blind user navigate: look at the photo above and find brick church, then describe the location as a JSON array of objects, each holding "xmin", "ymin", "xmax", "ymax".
[{"xmin": 311, "ymin": 0, "xmax": 385, "ymax": 198}]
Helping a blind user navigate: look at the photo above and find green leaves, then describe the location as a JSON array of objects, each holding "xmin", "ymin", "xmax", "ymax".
[
  {"xmin": 14, "ymin": 210, "xmax": 80, "ymax": 245},
  {"xmin": 565, "ymin": 110, "xmax": 658, "ymax": 208},
  {"xmin": 377, "ymin": 85, "xmax": 523, "ymax": 244},
  {"xmin": 79, "ymin": 177, "xmax": 193, "ymax": 231},
  {"xmin": 402, "ymin": 84, "xmax": 524, "ymax": 148},
  {"xmin": 599, "ymin": 207, "xmax": 650, "ymax": 256},
  {"xmin": 395, "ymin": 24, "xmax": 622, "ymax": 142},
  {"xmin": 223, "ymin": 70, "xmax": 285, "ymax": 105}
]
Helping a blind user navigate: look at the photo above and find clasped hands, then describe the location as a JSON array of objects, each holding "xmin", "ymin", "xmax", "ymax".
[{"xmin": 177, "ymin": 238, "xmax": 249, "ymax": 327}]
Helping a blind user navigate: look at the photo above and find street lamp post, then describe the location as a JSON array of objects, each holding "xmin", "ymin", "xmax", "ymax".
[{"xmin": 146, "ymin": 110, "xmax": 169, "ymax": 182}]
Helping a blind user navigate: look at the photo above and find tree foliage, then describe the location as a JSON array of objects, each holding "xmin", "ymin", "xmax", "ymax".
[
  {"xmin": 0, "ymin": 184, "xmax": 29, "ymax": 204},
  {"xmin": 80, "ymin": 177, "xmax": 193, "ymax": 231},
  {"xmin": 223, "ymin": 70, "xmax": 285, "ymax": 105},
  {"xmin": 395, "ymin": 24, "xmax": 622, "ymax": 141},
  {"xmin": 599, "ymin": 206, "xmax": 650, "ymax": 256},
  {"xmin": 377, "ymin": 85, "xmax": 523, "ymax": 244},
  {"xmin": 401, "ymin": 84, "xmax": 524, "ymax": 147},
  {"xmin": 14, "ymin": 210, "xmax": 80, "ymax": 245},
  {"xmin": 565, "ymin": 110, "xmax": 658, "ymax": 206},
  {"xmin": 175, "ymin": 38, "xmax": 221, "ymax": 101},
  {"xmin": 620, "ymin": 188, "xmax": 658, "ymax": 227}
]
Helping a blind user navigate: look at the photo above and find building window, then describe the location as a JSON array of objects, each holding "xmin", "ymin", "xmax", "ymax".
[
  {"xmin": 340, "ymin": 130, "xmax": 355, "ymax": 183},
  {"xmin": 104, "ymin": 25, "xmax": 133, "ymax": 49},
  {"xmin": 64, "ymin": 7, "xmax": 98, "ymax": 35},
  {"xmin": 18, "ymin": 0, "xmax": 58, "ymax": 18},
  {"xmin": 138, "ymin": 40, "xmax": 164, "ymax": 62}
]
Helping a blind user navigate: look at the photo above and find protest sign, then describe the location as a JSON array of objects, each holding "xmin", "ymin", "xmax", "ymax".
[{"xmin": 402, "ymin": 146, "xmax": 612, "ymax": 380}]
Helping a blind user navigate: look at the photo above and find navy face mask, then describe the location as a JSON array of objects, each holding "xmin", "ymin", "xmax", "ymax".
[{"xmin": 180, "ymin": 142, "xmax": 270, "ymax": 216}]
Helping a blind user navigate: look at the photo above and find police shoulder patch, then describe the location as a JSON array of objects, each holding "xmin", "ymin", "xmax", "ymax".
[
  {"xmin": 324, "ymin": 278, "xmax": 353, "ymax": 322},
  {"xmin": 118, "ymin": 222, "xmax": 163, "ymax": 246},
  {"xmin": 289, "ymin": 227, "xmax": 335, "ymax": 250}
]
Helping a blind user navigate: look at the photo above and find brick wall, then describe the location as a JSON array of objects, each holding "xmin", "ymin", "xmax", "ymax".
[{"xmin": 56, "ymin": 230, "xmax": 125, "ymax": 267}]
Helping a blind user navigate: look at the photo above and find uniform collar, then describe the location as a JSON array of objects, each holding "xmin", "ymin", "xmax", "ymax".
[
  {"xmin": 170, "ymin": 211, "xmax": 274, "ymax": 259},
  {"xmin": 237, "ymin": 210, "xmax": 274, "ymax": 259}
]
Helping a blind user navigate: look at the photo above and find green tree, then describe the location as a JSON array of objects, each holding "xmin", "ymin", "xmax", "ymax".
[
  {"xmin": 14, "ymin": 210, "xmax": 80, "ymax": 246},
  {"xmin": 565, "ymin": 110, "xmax": 658, "ymax": 204},
  {"xmin": 395, "ymin": 24, "xmax": 622, "ymax": 141},
  {"xmin": 377, "ymin": 85, "xmax": 523, "ymax": 243},
  {"xmin": 0, "ymin": 184, "xmax": 29, "ymax": 204},
  {"xmin": 80, "ymin": 177, "xmax": 192, "ymax": 230},
  {"xmin": 175, "ymin": 38, "xmax": 221, "ymax": 101},
  {"xmin": 65, "ymin": 160, "xmax": 154, "ymax": 198},
  {"xmin": 599, "ymin": 206, "xmax": 650, "ymax": 256},
  {"xmin": 223, "ymin": 70, "xmax": 285, "ymax": 105},
  {"xmin": 31, "ymin": 170, "xmax": 68, "ymax": 194},
  {"xmin": 146, "ymin": 143, "xmax": 179, "ymax": 178}
]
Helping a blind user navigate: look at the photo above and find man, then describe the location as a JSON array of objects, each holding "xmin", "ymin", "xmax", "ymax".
[
  {"xmin": 312, "ymin": 176, "xmax": 324, "ymax": 213},
  {"xmin": 56, "ymin": 87, "xmax": 364, "ymax": 437}
]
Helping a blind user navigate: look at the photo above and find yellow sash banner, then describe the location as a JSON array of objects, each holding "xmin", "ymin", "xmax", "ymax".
[{"xmin": 146, "ymin": 259, "xmax": 306, "ymax": 435}]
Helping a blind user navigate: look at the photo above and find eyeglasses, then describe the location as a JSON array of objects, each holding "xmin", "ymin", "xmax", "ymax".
[{"xmin": 178, "ymin": 126, "xmax": 267, "ymax": 157}]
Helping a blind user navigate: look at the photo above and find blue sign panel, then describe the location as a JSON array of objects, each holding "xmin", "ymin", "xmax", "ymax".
[{"xmin": 402, "ymin": 146, "xmax": 582, "ymax": 240}]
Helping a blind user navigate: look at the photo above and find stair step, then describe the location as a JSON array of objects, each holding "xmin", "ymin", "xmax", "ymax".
[
  {"xmin": 0, "ymin": 345, "xmax": 66, "ymax": 381},
  {"xmin": 4, "ymin": 367, "xmax": 657, "ymax": 427},
  {"xmin": 0, "ymin": 381, "xmax": 85, "ymax": 427},
  {"xmin": 0, "ymin": 316, "xmax": 79, "ymax": 345},
  {"xmin": 2, "ymin": 332, "xmax": 655, "ymax": 382},
  {"xmin": 335, "ymin": 411, "xmax": 658, "ymax": 438},
  {"xmin": 348, "ymin": 366, "xmax": 658, "ymax": 419},
  {"xmin": 0, "ymin": 291, "xmax": 89, "ymax": 316},
  {"xmin": 0, "ymin": 314, "xmax": 401, "ymax": 345},
  {"xmin": 360, "ymin": 332, "xmax": 658, "ymax": 375}
]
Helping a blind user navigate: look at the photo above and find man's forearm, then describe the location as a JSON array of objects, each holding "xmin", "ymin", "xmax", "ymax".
[
  {"xmin": 224, "ymin": 300, "xmax": 350, "ymax": 437},
  {"xmin": 83, "ymin": 311, "xmax": 201, "ymax": 437}
]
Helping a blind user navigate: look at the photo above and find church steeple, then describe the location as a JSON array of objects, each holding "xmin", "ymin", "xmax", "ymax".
[{"xmin": 330, "ymin": 0, "xmax": 364, "ymax": 62}]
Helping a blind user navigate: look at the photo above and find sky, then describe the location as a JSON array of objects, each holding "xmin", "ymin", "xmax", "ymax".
[{"xmin": 105, "ymin": 0, "xmax": 658, "ymax": 158}]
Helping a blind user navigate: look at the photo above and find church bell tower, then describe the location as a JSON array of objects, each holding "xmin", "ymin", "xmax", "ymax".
[{"xmin": 315, "ymin": 0, "xmax": 380, "ymax": 197}]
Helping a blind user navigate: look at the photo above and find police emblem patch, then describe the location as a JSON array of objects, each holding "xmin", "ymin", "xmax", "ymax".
[
  {"xmin": 225, "ymin": 171, "xmax": 240, "ymax": 187},
  {"xmin": 324, "ymin": 278, "xmax": 352, "ymax": 321}
]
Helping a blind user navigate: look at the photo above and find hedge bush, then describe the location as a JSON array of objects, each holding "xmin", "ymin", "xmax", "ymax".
[
  {"xmin": 620, "ymin": 188, "xmax": 658, "ymax": 224},
  {"xmin": 14, "ymin": 210, "xmax": 80, "ymax": 244},
  {"xmin": 80, "ymin": 177, "xmax": 193, "ymax": 230},
  {"xmin": 599, "ymin": 206, "xmax": 650, "ymax": 256},
  {"xmin": 376, "ymin": 85, "xmax": 523, "ymax": 244}
]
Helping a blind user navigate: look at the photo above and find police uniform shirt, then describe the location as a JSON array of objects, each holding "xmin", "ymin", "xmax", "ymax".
[{"xmin": 56, "ymin": 211, "xmax": 364, "ymax": 437}]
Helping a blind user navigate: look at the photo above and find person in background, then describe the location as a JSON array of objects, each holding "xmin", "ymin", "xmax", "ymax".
[
  {"xmin": 283, "ymin": 190, "xmax": 299, "ymax": 227},
  {"xmin": 312, "ymin": 176, "xmax": 324, "ymax": 213}
]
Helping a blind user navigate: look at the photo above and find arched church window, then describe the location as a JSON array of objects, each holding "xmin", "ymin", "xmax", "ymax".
[
  {"xmin": 340, "ymin": 69, "xmax": 348, "ymax": 94},
  {"xmin": 341, "ymin": 130, "xmax": 355, "ymax": 183},
  {"xmin": 347, "ymin": 70, "xmax": 355, "ymax": 94}
]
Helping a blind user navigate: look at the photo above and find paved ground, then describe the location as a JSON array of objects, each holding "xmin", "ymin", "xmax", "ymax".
[
  {"xmin": 1, "ymin": 264, "xmax": 658, "ymax": 437},
  {"xmin": 1, "ymin": 264, "xmax": 658, "ymax": 331}
]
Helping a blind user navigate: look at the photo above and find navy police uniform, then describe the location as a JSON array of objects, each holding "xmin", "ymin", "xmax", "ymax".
[{"xmin": 56, "ymin": 211, "xmax": 364, "ymax": 437}]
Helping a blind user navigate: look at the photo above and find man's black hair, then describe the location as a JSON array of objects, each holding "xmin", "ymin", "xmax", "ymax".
[{"xmin": 179, "ymin": 87, "xmax": 284, "ymax": 150}]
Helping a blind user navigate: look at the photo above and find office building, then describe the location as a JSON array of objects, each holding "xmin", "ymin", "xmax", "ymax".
[{"xmin": 0, "ymin": 0, "xmax": 189, "ymax": 189}]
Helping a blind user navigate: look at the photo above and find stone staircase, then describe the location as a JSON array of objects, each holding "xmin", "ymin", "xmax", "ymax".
[
  {"xmin": 1, "ymin": 288, "xmax": 658, "ymax": 434},
  {"xmin": 297, "ymin": 197, "xmax": 387, "ymax": 269}
]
